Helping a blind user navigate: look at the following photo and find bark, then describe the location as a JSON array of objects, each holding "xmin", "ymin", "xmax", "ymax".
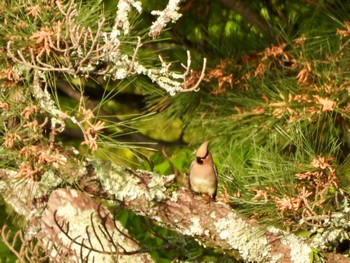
[{"xmin": 0, "ymin": 160, "xmax": 349, "ymax": 262}]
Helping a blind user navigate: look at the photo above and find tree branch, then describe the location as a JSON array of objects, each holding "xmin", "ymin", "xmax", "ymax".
[{"xmin": 1, "ymin": 160, "xmax": 348, "ymax": 262}]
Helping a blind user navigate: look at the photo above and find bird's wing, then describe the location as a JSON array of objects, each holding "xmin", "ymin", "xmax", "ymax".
[
  {"xmin": 213, "ymin": 163, "xmax": 218, "ymax": 179},
  {"xmin": 213, "ymin": 163, "xmax": 218, "ymax": 199}
]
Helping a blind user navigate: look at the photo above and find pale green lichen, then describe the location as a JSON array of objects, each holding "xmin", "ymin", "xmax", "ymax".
[
  {"xmin": 310, "ymin": 212, "xmax": 350, "ymax": 251},
  {"xmin": 94, "ymin": 161, "xmax": 169, "ymax": 203},
  {"xmin": 182, "ymin": 216, "xmax": 204, "ymax": 236},
  {"xmin": 169, "ymin": 191, "xmax": 178, "ymax": 202},
  {"xmin": 0, "ymin": 170, "xmax": 37, "ymax": 218},
  {"xmin": 267, "ymin": 226, "xmax": 311, "ymax": 263},
  {"xmin": 95, "ymin": 162, "xmax": 143, "ymax": 201},
  {"xmin": 214, "ymin": 212, "xmax": 270, "ymax": 262},
  {"xmin": 34, "ymin": 170, "xmax": 63, "ymax": 198},
  {"xmin": 146, "ymin": 172, "xmax": 167, "ymax": 201},
  {"xmin": 313, "ymin": 228, "xmax": 349, "ymax": 250},
  {"xmin": 152, "ymin": 215, "xmax": 162, "ymax": 222},
  {"xmin": 281, "ymin": 233, "xmax": 311, "ymax": 263}
]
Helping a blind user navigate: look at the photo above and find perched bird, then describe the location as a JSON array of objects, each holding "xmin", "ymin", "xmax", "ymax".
[{"xmin": 189, "ymin": 141, "xmax": 218, "ymax": 201}]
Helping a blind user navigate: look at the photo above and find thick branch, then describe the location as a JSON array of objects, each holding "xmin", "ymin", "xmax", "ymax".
[
  {"xmin": 38, "ymin": 189, "xmax": 152, "ymax": 262},
  {"xmin": 0, "ymin": 161, "xmax": 348, "ymax": 262},
  {"xmin": 92, "ymin": 164, "xmax": 308, "ymax": 262}
]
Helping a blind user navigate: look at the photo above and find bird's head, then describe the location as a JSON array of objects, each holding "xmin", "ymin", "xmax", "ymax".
[{"xmin": 196, "ymin": 141, "xmax": 210, "ymax": 164}]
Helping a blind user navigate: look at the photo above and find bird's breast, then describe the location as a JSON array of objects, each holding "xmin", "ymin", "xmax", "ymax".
[{"xmin": 189, "ymin": 163, "xmax": 217, "ymax": 195}]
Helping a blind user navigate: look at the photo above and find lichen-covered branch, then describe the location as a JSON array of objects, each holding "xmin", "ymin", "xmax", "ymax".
[
  {"xmin": 1, "ymin": 160, "xmax": 348, "ymax": 262},
  {"xmin": 149, "ymin": 0, "xmax": 183, "ymax": 39},
  {"xmin": 94, "ymin": 162, "xmax": 310, "ymax": 262},
  {"xmin": 38, "ymin": 189, "xmax": 152, "ymax": 262},
  {"xmin": 0, "ymin": 167, "xmax": 152, "ymax": 262},
  {"xmin": 5, "ymin": 0, "xmax": 206, "ymax": 96}
]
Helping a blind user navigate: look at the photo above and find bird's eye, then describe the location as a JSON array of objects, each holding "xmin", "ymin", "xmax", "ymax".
[{"xmin": 196, "ymin": 157, "xmax": 203, "ymax": 164}]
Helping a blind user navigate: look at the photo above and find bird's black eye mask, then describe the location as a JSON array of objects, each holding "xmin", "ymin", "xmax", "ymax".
[{"xmin": 196, "ymin": 150, "xmax": 209, "ymax": 164}]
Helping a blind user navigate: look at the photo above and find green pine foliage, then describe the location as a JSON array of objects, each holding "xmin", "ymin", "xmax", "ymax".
[
  {"xmin": 145, "ymin": 0, "xmax": 350, "ymax": 241},
  {"xmin": 2, "ymin": 0, "xmax": 350, "ymax": 261}
]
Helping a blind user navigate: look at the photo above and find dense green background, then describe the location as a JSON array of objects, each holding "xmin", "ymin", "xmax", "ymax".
[{"xmin": 2, "ymin": 0, "xmax": 350, "ymax": 261}]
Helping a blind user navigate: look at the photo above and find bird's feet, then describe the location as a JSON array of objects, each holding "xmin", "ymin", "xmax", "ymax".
[{"xmin": 203, "ymin": 194, "xmax": 215, "ymax": 205}]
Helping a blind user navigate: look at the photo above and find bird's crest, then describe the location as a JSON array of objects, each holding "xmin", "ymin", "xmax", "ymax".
[{"xmin": 196, "ymin": 141, "xmax": 209, "ymax": 158}]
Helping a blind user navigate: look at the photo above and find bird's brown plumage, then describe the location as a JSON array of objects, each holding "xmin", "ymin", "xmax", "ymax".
[{"xmin": 189, "ymin": 141, "xmax": 217, "ymax": 199}]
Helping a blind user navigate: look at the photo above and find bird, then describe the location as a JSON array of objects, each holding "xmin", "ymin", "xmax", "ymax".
[{"xmin": 189, "ymin": 141, "xmax": 218, "ymax": 202}]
